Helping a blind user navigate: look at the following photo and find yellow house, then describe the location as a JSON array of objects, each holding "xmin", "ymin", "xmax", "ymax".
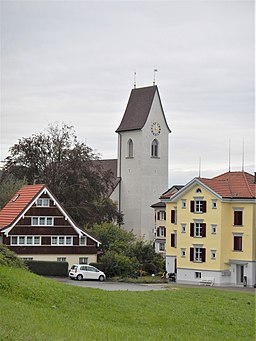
[{"xmin": 162, "ymin": 171, "xmax": 256, "ymax": 287}]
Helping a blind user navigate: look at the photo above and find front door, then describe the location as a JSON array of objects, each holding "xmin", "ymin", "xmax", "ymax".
[{"xmin": 236, "ymin": 265, "xmax": 244, "ymax": 285}]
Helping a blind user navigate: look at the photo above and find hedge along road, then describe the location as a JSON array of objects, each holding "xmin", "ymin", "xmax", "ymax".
[{"xmin": 51, "ymin": 277, "xmax": 170, "ymax": 291}]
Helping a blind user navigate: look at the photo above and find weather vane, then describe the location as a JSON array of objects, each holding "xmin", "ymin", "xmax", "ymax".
[{"xmin": 153, "ymin": 67, "xmax": 158, "ymax": 85}]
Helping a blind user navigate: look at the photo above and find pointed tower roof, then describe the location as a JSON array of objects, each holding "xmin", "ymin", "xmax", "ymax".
[{"xmin": 116, "ymin": 85, "xmax": 171, "ymax": 133}]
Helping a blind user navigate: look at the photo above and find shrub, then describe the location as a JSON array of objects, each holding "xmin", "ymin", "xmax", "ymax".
[{"xmin": 0, "ymin": 244, "xmax": 26, "ymax": 268}]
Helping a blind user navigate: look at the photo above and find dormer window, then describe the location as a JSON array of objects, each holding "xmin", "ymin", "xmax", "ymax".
[
  {"xmin": 127, "ymin": 139, "xmax": 134, "ymax": 158},
  {"xmin": 151, "ymin": 139, "xmax": 159, "ymax": 158}
]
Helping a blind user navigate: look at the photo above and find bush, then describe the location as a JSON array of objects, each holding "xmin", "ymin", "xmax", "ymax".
[
  {"xmin": 0, "ymin": 245, "xmax": 26, "ymax": 268},
  {"xmin": 25, "ymin": 260, "xmax": 68, "ymax": 277},
  {"xmin": 89, "ymin": 262, "xmax": 105, "ymax": 272}
]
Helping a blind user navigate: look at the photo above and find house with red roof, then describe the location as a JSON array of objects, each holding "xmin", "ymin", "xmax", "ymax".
[
  {"xmin": 0, "ymin": 184, "xmax": 101, "ymax": 266},
  {"xmin": 162, "ymin": 171, "xmax": 256, "ymax": 287}
]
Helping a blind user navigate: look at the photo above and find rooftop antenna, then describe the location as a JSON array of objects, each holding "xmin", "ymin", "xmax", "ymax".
[
  {"xmin": 134, "ymin": 71, "xmax": 137, "ymax": 89},
  {"xmin": 242, "ymin": 137, "xmax": 245, "ymax": 171},
  {"xmin": 153, "ymin": 67, "xmax": 158, "ymax": 85},
  {"xmin": 228, "ymin": 138, "xmax": 231, "ymax": 172}
]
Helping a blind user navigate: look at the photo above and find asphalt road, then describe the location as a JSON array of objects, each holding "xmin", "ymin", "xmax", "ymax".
[
  {"xmin": 51, "ymin": 277, "xmax": 170, "ymax": 291},
  {"xmin": 50, "ymin": 277, "xmax": 255, "ymax": 293}
]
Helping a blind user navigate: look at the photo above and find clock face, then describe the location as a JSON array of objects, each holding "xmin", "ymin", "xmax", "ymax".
[{"xmin": 151, "ymin": 122, "xmax": 161, "ymax": 136}]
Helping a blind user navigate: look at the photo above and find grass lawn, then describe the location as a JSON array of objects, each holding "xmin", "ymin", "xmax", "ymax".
[{"xmin": 0, "ymin": 265, "xmax": 255, "ymax": 341}]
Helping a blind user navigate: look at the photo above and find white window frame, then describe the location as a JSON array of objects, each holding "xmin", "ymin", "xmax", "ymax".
[
  {"xmin": 79, "ymin": 257, "xmax": 88, "ymax": 264},
  {"xmin": 159, "ymin": 210, "xmax": 166, "ymax": 221},
  {"xmin": 159, "ymin": 242, "xmax": 165, "ymax": 252},
  {"xmin": 195, "ymin": 271, "xmax": 202, "ymax": 279},
  {"xmin": 211, "ymin": 224, "xmax": 217, "ymax": 234},
  {"xmin": 181, "ymin": 224, "xmax": 186, "ymax": 233},
  {"xmin": 11, "ymin": 236, "xmax": 41, "ymax": 246},
  {"xmin": 159, "ymin": 227, "xmax": 165, "ymax": 237},
  {"xmin": 36, "ymin": 198, "xmax": 50, "ymax": 207},
  {"xmin": 181, "ymin": 199, "xmax": 187, "ymax": 209},
  {"xmin": 195, "ymin": 200, "xmax": 203, "ymax": 213},
  {"xmin": 194, "ymin": 247, "xmax": 203, "ymax": 262},
  {"xmin": 211, "ymin": 250, "xmax": 217, "ymax": 260},
  {"xmin": 212, "ymin": 199, "xmax": 217, "ymax": 209},
  {"xmin": 194, "ymin": 222, "xmax": 203, "ymax": 237},
  {"xmin": 57, "ymin": 257, "xmax": 66, "ymax": 262},
  {"xmin": 80, "ymin": 236, "xmax": 87, "ymax": 245},
  {"xmin": 51, "ymin": 236, "xmax": 73, "ymax": 246},
  {"xmin": 31, "ymin": 217, "xmax": 54, "ymax": 226},
  {"xmin": 181, "ymin": 248, "xmax": 186, "ymax": 257}
]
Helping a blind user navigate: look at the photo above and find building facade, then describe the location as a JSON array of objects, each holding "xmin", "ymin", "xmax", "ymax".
[
  {"xmin": 115, "ymin": 85, "xmax": 171, "ymax": 240},
  {"xmin": 163, "ymin": 172, "xmax": 256, "ymax": 287},
  {"xmin": 0, "ymin": 184, "xmax": 101, "ymax": 266}
]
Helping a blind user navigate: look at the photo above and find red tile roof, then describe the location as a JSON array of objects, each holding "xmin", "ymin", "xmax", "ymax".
[
  {"xmin": 0, "ymin": 184, "xmax": 45, "ymax": 230},
  {"xmin": 199, "ymin": 172, "xmax": 255, "ymax": 199}
]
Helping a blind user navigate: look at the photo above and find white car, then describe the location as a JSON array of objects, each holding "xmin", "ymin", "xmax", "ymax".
[{"xmin": 69, "ymin": 264, "xmax": 106, "ymax": 281}]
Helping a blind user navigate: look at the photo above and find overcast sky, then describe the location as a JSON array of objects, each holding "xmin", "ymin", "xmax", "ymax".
[{"xmin": 1, "ymin": 0, "xmax": 254, "ymax": 186}]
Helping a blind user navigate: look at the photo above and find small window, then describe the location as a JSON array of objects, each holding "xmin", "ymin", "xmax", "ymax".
[
  {"xmin": 36, "ymin": 198, "xmax": 50, "ymax": 207},
  {"xmin": 181, "ymin": 248, "xmax": 186, "ymax": 257},
  {"xmin": 19, "ymin": 236, "xmax": 25, "ymax": 245},
  {"xmin": 195, "ymin": 271, "xmax": 201, "ymax": 279},
  {"xmin": 34, "ymin": 237, "xmax": 40, "ymax": 245},
  {"xmin": 211, "ymin": 250, "xmax": 216, "ymax": 259},
  {"xmin": 234, "ymin": 210, "xmax": 243, "ymax": 226},
  {"xmin": 212, "ymin": 200, "xmax": 217, "ymax": 209},
  {"xmin": 52, "ymin": 237, "xmax": 58, "ymax": 245},
  {"xmin": 157, "ymin": 211, "xmax": 166, "ymax": 221},
  {"xmin": 159, "ymin": 242, "xmax": 165, "ymax": 251},
  {"xmin": 79, "ymin": 257, "xmax": 88, "ymax": 264},
  {"xmin": 80, "ymin": 236, "xmax": 86, "ymax": 245},
  {"xmin": 181, "ymin": 224, "xmax": 186, "ymax": 233},
  {"xmin": 57, "ymin": 257, "xmax": 66, "ymax": 262},
  {"xmin": 233, "ymin": 235, "xmax": 242, "ymax": 251},
  {"xmin": 127, "ymin": 139, "xmax": 134, "ymax": 158},
  {"xmin": 27, "ymin": 236, "xmax": 33, "ymax": 245},
  {"xmin": 181, "ymin": 200, "xmax": 186, "ymax": 209},
  {"xmin": 196, "ymin": 188, "xmax": 202, "ymax": 193},
  {"xmin": 211, "ymin": 224, "xmax": 217, "ymax": 234},
  {"xmin": 11, "ymin": 236, "xmax": 18, "ymax": 245},
  {"xmin": 59, "ymin": 237, "xmax": 65, "ymax": 245},
  {"xmin": 151, "ymin": 139, "xmax": 159, "ymax": 158},
  {"xmin": 66, "ymin": 237, "xmax": 72, "ymax": 245}
]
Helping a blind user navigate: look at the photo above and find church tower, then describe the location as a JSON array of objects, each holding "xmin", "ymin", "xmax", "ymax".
[{"xmin": 116, "ymin": 85, "xmax": 171, "ymax": 240}]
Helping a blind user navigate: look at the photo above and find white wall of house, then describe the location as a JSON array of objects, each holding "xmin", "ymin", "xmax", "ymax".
[{"xmin": 18, "ymin": 254, "xmax": 98, "ymax": 268}]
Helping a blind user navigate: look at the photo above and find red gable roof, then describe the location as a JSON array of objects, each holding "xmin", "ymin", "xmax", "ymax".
[
  {"xmin": 0, "ymin": 184, "xmax": 45, "ymax": 230},
  {"xmin": 199, "ymin": 172, "xmax": 255, "ymax": 199}
]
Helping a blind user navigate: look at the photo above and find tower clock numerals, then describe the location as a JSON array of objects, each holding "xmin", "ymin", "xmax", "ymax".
[{"xmin": 151, "ymin": 122, "xmax": 161, "ymax": 136}]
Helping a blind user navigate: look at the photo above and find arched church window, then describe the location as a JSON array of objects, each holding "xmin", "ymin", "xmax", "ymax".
[
  {"xmin": 151, "ymin": 139, "xmax": 159, "ymax": 158},
  {"xmin": 127, "ymin": 139, "xmax": 134, "ymax": 158}
]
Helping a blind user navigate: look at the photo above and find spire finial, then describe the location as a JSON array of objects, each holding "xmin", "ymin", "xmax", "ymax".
[
  {"xmin": 134, "ymin": 71, "xmax": 137, "ymax": 89},
  {"xmin": 153, "ymin": 67, "xmax": 158, "ymax": 85}
]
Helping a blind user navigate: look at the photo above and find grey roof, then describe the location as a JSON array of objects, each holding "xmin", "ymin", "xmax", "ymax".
[
  {"xmin": 151, "ymin": 201, "xmax": 166, "ymax": 208},
  {"xmin": 116, "ymin": 85, "xmax": 170, "ymax": 133},
  {"xmin": 93, "ymin": 159, "xmax": 120, "ymax": 197}
]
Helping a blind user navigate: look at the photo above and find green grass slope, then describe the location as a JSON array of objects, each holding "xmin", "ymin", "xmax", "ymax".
[{"xmin": 0, "ymin": 265, "xmax": 255, "ymax": 341}]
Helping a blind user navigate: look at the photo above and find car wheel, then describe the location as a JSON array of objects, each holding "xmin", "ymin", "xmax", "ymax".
[
  {"xmin": 77, "ymin": 274, "xmax": 83, "ymax": 281},
  {"xmin": 98, "ymin": 275, "xmax": 105, "ymax": 282}
]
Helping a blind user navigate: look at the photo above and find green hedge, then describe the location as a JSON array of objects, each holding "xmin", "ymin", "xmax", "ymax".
[
  {"xmin": 25, "ymin": 260, "xmax": 68, "ymax": 277},
  {"xmin": 89, "ymin": 262, "xmax": 105, "ymax": 272}
]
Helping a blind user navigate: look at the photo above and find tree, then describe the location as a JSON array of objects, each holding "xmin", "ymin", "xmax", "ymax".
[
  {"xmin": 0, "ymin": 175, "xmax": 27, "ymax": 209},
  {"xmin": 1, "ymin": 123, "xmax": 122, "ymax": 226},
  {"xmin": 90, "ymin": 223, "xmax": 164, "ymax": 277}
]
